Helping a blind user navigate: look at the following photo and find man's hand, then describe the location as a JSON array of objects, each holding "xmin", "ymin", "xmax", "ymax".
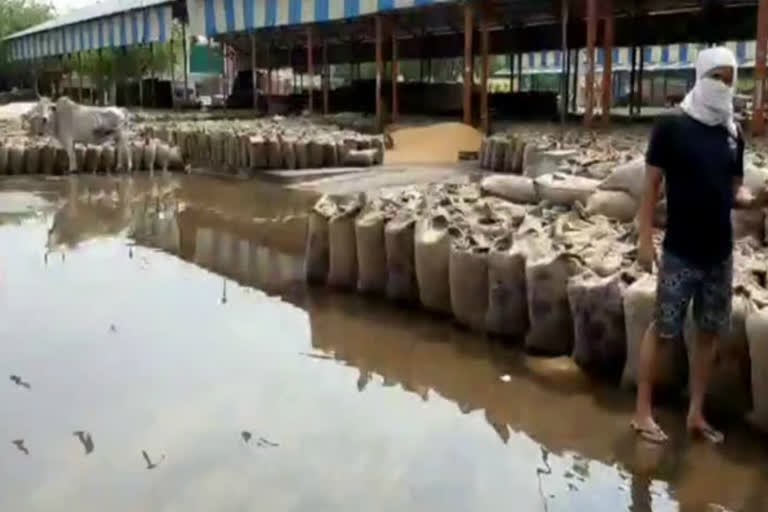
[
  {"xmin": 638, "ymin": 235, "xmax": 657, "ymax": 273},
  {"xmin": 734, "ymin": 186, "xmax": 756, "ymax": 209}
]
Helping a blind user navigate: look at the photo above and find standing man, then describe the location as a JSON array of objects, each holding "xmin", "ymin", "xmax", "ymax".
[{"xmin": 631, "ymin": 47, "xmax": 765, "ymax": 444}]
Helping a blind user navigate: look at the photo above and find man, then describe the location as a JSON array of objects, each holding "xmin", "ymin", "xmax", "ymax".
[{"xmin": 631, "ymin": 47, "xmax": 765, "ymax": 444}]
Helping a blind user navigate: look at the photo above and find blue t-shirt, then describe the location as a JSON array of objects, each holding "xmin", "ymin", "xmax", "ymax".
[{"xmin": 646, "ymin": 113, "xmax": 744, "ymax": 265}]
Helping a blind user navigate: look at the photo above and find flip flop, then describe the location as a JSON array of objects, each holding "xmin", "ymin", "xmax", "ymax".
[
  {"xmin": 689, "ymin": 424, "xmax": 724, "ymax": 445},
  {"xmin": 631, "ymin": 420, "xmax": 668, "ymax": 444}
]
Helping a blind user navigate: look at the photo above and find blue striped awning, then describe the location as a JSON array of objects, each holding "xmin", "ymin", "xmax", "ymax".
[
  {"xmin": 4, "ymin": 0, "xmax": 173, "ymax": 61},
  {"xmin": 186, "ymin": 0, "xmax": 454, "ymax": 37}
]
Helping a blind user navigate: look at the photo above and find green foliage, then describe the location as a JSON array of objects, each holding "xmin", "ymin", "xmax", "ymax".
[{"xmin": 0, "ymin": 0, "xmax": 53, "ymax": 67}]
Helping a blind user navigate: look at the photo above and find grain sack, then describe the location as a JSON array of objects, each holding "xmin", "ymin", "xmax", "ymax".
[
  {"xmin": 327, "ymin": 199, "xmax": 364, "ymax": 289},
  {"xmin": 130, "ymin": 142, "xmax": 144, "ymax": 171},
  {"xmin": 323, "ymin": 140, "xmax": 339, "ymax": 167},
  {"xmin": 747, "ymin": 308, "xmax": 768, "ymax": 432},
  {"xmin": 196, "ymin": 131, "xmax": 210, "ymax": 167},
  {"xmin": 342, "ymin": 138, "xmax": 358, "ymax": 162},
  {"xmin": 249, "ymin": 136, "xmax": 267, "ymax": 169},
  {"xmin": 598, "ymin": 158, "xmax": 645, "ymax": 199},
  {"xmin": 304, "ymin": 195, "xmax": 337, "ymax": 284},
  {"xmin": 168, "ymin": 146, "xmax": 183, "ymax": 170},
  {"xmin": 0, "ymin": 142, "xmax": 7, "ymax": 174},
  {"xmin": 684, "ymin": 296, "xmax": 751, "ymax": 416},
  {"xmin": 267, "ymin": 137, "xmax": 283, "ymax": 169},
  {"xmin": 83, "ymin": 145, "xmax": 101, "ymax": 173},
  {"xmin": 142, "ymin": 141, "xmax": 157, "ymax": 173},
  {"xmin": 40, "ymin": 143, "xmax": 56, "ymax": 174},
  {"xmin": 282, "ymin": 138, "xmax": 297, "ymax": 169},
  {"xmin": 525, "ymin": 253, "xmax": 581, "ymax": 355},
  {"xmin": 343, "ymin": 149, "xmax": 376, "ymax": 167},
  {"xmin": 358, "ymin": 137, "xmax": 372, "ymax": 150},
  {"xmin": 732, "ymin": 208, "xmax": 765, "ymax": 242},
  {"xmin": 585, "ymin": 190, "xmax": 639, "ymax": 222},
  {"xmin": 744, "ymin": 164, "xmax": 768, "ymax": 195},
  {"xmin": 567, "ymin": 272, "xmax": 626, "ymax": 377},
  {"xmin": 486, "ymin": 234, "xmax": 529, "ymax": 338},
  {"xmin": 100, "ymin": 145, "xmax": 116, "ymax": 173},
  {"xmin": 355, "ymin": 209, "xmax": 388, "ymax": 294},
  {"xmin": 54, "ymin": 147, "xmax": 69, "ymax": 174},
  {"xmin": 481, "ymin": 175, "xmax": 538, "ymax": 204},
  {"xmin": 415, "ymin": 214, "xmax": 454, "ymax": 314},
  {"xmin": 8, "ymin": 143, "xmax": 24, "ymax": 174},
  {"xmin": 371, "ymin": 136, "xmax": 385, "ymax": 165},
  {"xmin": 225, "ymin": 132, "xmax": 239, "ymax": 169},
  {"xmin": 502, "ymin": 137, "xmax": 522, "ymax": 174},
  {"xmin": 239, "ymin": 134, "xmax": 251, "ymax": 169},
  {"xmin": 309, "ymin": 140, "xmax": 324, "ymax": 168},
  {"xmin": 24, "ymin": 143, "xmax": 40, "ymax": 174},
  {"xmin": 176, "ymin": 131, "xmax": 189, "ymax": 160},
  {"xmin": 156, "ymin": 127, "xmax": 170, "ymax": 143},
  {"xmin": 449, "ymin": 237, "xmax": 489, "ymax": 332},
  {"xmin": 479, "ymin": 138, "xmax": 489, "ymax": 169},
  {"xmin": 491, "ymin": 137, "xmax": 509, "ymax": 172},
  {"xmin": 155, "ymin": 143, "xmax": 170, "ymax": 172},
  {"xmin": 295, "ymin": 140, "xmax": 309, "ymax": 169},
  {"xmin": 211, "ymin": 132, "xmax": 225, "ymax": 166},
  {"xmin": 385, "ymin": 215, "xmax": 418, "ymax": 302},
  {"xmin": 524, "ymin": 149, "xmax": 577, "ymax": 178},
  {"xmin": 621, "ymin": 275, "xmax": 687, "ymax": 391},
  {"xmin": 534, "ymin": 173, "xmax": 600, "ymax": 206},
  {"xmin": 185, "ymin": 132, "xmax": 197, "ymax": 164}
]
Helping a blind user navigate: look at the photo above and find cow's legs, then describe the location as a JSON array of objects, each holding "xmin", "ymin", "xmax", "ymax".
[
  {"xmin": 117, "ymin": 134, "xmax": 132, "ymax": 174},
  {"xmin": 65, "ymin": 141, "xmax": 77, "ymax": 173}
]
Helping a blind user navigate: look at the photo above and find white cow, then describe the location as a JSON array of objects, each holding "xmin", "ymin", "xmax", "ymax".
[{"xmin": 28, "ymin": 96, "xmax": 132, "ymax": 173}]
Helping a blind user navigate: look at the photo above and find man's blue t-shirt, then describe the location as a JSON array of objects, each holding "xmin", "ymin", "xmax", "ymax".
[{"xmin": 645, "ymin": 113, "xmax": 744, "ymax": 266}]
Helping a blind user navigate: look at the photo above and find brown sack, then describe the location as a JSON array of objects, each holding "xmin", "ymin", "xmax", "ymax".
[
  {"xmin": 486, "ymin": 234, "xmax": 529, "ymax": 338},
  {"xmin": 304, "ymin": 195, "xmax": 337, "ymax": 284},
  {"xmin": 355, "ymin": 209, "xmax": 388, "ymax": 294},
  {"xmin": 449, "ymin": 237, "xmax": 490, "ymax": 332},
  {"xmin": 385, "ymin": 214, "xmax": 418, "ymax": 303}
]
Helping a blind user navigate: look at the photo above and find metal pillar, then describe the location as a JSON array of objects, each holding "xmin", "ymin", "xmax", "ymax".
[
  {"xmin": 509, "ymin": 51, "xmax": 514, "ymax": 92},
  {"xmin": 391, "ymin": 29, "xmax": 399, "ymax": 123},
  {"xmin": 375, "ymin": 15, "xmax": 383, "ymax": 131},
  {"xmin": 480, "ymin": 12, "xmax": 489, "ymax": 134},
  {"xmin": 753, "ymin": 0, "xmax": 768, "ymax": 135},
  {"xmin": 571, "ymin": 48, "xmax": 579, "ymax": 112},
  {"xmin": 323, "ymin": 39, "xmax": 329, "ymax": 115},
  {"xmin": 182, "ymin": 23, "xmax": 189, "ymax": 102},
  {"xmin": 463, "ymin": 3, "xmax": 473, "ymax": 125},
  {"xmin": 517, "ymin": 52, "xmax": 522, "ymax": 92},
  {"xmin": 170, "ymin": 35, "xmax": 176, "ymax": 109},
  {"xmin": 638, "ymin": 44, "xmax": 644, "ymax": 115},
  {"xmin": 560, "ymin": 0, "xmax": 569, "ymax": 132},
  {"xmin": 601, "ymin": 1, "xmax": 613, "ymax": 125},
  {"xmin": 251, "ymin": 33, "xmax": 258, "ymax": 111},
  {"xmin": 307, "ymin": 26, "xmax": 314, "ymax": 114},
  {"xmin": 584, "ymin": 0, "xmax": 597, "ymax": 127},
  {"xmin": 150, "ymin": 43, "xmax": 156, "ymax": 108},
  {"xmin": 629, "ymin": 45, "xmax": 637, "ymax": 116},
  {"xmin": 78, "ymin": 52, "xmax": 84, "ymax": 103}
]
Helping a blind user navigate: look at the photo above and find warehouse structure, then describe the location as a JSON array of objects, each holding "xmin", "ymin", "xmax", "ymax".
[{"xmin": 4, "ymin": 0, "xmax": 768, "ymax": 133}]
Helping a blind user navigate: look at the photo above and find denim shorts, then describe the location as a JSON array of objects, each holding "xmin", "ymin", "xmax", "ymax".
[{"xmin": 655, "ymin": 250, "xmax": 733, "ymax": 340}]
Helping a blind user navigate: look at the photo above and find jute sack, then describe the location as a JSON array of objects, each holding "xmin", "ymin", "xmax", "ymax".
[
  {"xmin": 415, "ymin": 214, "xmax": 455, "ymax": 314},
  {"xmin": 732, "ymin": 208, "xmax": 765, "ymax": 242},
  {"xmin": 282, "ymin": 138, "xmax": 297, "ymax": 170},
  {"xmin": 142, "ymin": 140, "xmax": 157, "ymax": 173},
  {"xmin": 327, "ymin": 197, "xmax": 364, "ymax": 289},
  {"xmin": 0, "ymin": 141, "xmax": 8, "ymax": 174},
  {"xmin": 343, "ymin": 149, "xmax": 377, "ymax": 167},
  {"xmin": 40, "ymin": 143, "xmax": 57, "ymax": 174},
  {"xmin": 155, "ymin": 143, "xmax": 170, "ymax": 172},
  {"xmin": 486, "ymin": 234, "xmax": 529, "ymax": 338},
  {"xmin": 449, "ymin": 236, "xmax": 490, "ymax": 332},
  {"xmin": 7, "ymin": 143, "xmax": 24, "ymax": 174},
  {"xmin": 534, "ymin": 172, "xmax": 600, "ymax": 206},
  {"xmin": 524, "ymin": 253, "xmax": 582, "ymax": 355},
  {"xmin": 746, "ymin": 307, "xmax": 768, "ymax": 432},
  {"xmin": 323, "ymin": 140, "xmax": 339, "ymax": 167},
  {"xmin": 250, "ymin": 136, "xmax": 267, "ymax": 169},
  {"xmin": 24, "ymin": 143, "xmax": 41, "ymax": 174},
  {"xmin": 585, "ymin": 190, "xmax": 639, "ymax": 223},
  {"xmin": 295, "ymin": 140, "xmax": 309, "ymax": 169},
  {"xmin": 355, "ymin": 209, "xmax": 388, "ymax": 294},
  {"xmin": 385, "ymin": 214, "xmax": 418, "ymax": 303},
  {"xmin": 84, "ymin": 144, "xmax": 102, "ymax": 174},
  {"xmin": 304, "ymin": 195, "xmax": 338, "ymax": 284},
  {"xmin": 621, "ymin": 275, "xmax": 688, "ymax": 391},
  {"xmin": 308, "ymin": 140, "xmax": 324, "ymax": 168},
  {"xmin": 267, "ymin": 136, "xmax": 283, "ymax": 169},
  {"xmin": 568, "ymin": 272, "xmax": 627, "ymax": 377},
  {"xmin": 598, "ymin": 158, "xmax": 646, "ymax": 199},
  {"xmin": 481, "ymin": 175, "xmax": 538, "ymax": 204},
  {"xmin": 130, "ymin": 142, "xmax": 144, "ymax": 171}
]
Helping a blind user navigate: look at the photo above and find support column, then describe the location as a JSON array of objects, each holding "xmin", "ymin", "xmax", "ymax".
[
  {"xmin": 78, "ymin": 52, "xmax": 84, "ymax": 103},
  {"xmin": 560, "ymin": 0, "xmax": 569, "ymax": 131},
  {"xmin": 463, "ymin": 3, "xmax": 473, "ymax": 125},
  {"xmin": 601, "ymin": 1, "xmax": 614, "ymax": 125},
  {"xmin": 638, "ymin": 44, "xmax": 644, "ymax": 115},
  {"xmin": 571, "ymin": 49, "xmax": 578, "ymax": 112},
  {"xmin": 251, "ymin": 33, "xmax": 258, "ymax": 111},
  {"xmin": 509, "ymin": 51, "xmax": 514, "ymax": 92},
  {"xmin": 375, "ymin": 15, "xmax": 383, "ymax": 131},
  {"xmin": 753, "ymin": 0, "xmax": 768, "ymax": 135},
  {"xmin": 323, "ymin": 39, "xmax": 329, "ymax": 115},
  {"xmin": 182, "ymin": 23, "xmax": 189, "ymax": 102},
  {"xmin": 391, "ymin": 29, "xmax": 399, "ymax": 123},
  {"xmin": 517, "ymin": 52, "xmax": 522, "ymax": 91},
  {"xmin": 170, "ymin": 35, "xmax": 176, "ymax": 109},
  {"xmin": 307, "ymin": 26, "xmax": 314, "ymax": 114},
  {"xmin": 584, "ymin": 0, "xmax": 597, "ymax": 127},
  {"xmin": 629, "ymin": 45, "xmax": 637, "ymax": 116},
  {"xmin": 480, "ymin": 11, "xmax": 489, "ymax": 134}
]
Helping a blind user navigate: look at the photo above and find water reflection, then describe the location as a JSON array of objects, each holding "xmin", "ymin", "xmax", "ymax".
[{"xmin": 2, "ymin": 174, "xmax": 768, "ymax": 511}]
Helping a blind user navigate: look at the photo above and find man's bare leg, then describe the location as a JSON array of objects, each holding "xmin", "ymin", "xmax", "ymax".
[
  {"xmin": 632, "ymin": 322, "xmax": 668, "ymax": 442},
  {"xmin": 687, "ymin": 330, "xmax": 723, "ymax": 443}
]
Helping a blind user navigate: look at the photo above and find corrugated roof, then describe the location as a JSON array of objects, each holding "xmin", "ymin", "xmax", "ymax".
[{"xmin": 4, "ymin": 0, "xmax": 174, "ymax": 40}]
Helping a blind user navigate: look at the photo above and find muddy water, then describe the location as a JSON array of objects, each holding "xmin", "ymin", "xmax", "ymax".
[{"xmin": 1, "ymin": 174, "xmax": 768, "ymax": 512}]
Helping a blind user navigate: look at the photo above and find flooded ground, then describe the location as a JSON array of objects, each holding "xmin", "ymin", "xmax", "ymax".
[{"xmin": 1, "ymin": 174, "xmax": 768, "ymax": 512}]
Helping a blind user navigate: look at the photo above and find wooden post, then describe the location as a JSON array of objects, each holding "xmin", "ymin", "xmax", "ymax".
[
  {"xmin": 629, "ymin": 45, "xmax": 637, "ymax": 116},
  {"xmin": 480, "ymin": 11, "xmax": 489, "ymax": 134},
  {"xmin": 375, "ymin": 15, "xmax": 383, "ymax": 131},
  {"xmin": 584, "ymin": 0, "xmax": 596, "ymax": 127},
  {"xmin": 560, "ymin": 0, "xmax": 569, "ymax": 132},
  {"xmin": 323, "ymin": 39, "xmax": 329, "ymax": 115},
  {"xmin": 251, "ymin": 33, "xmax": 258, "ymax": 111},
  {"xmin": 307, "ymin": 26, "xmax": 314, "ymax": 114},
  {"xmin": 601, "ymin": 0, "xmax": 614, "ymax": 125},
  {"xmin": 391, "ymin": 29, "xmax": 399, "ymax": 123},
  {"xmin": 462, "ymin": 3, "xmax": 473, "ymax": 125},
  {"xmin": 182, "ymin": 23, "xmax": 189, "ymax": 102},
  {"xmin": 753, "ymin": 0, "xmax": 768, "ymax": 135}
]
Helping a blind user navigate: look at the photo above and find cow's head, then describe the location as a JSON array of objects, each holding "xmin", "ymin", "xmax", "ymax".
[{"xmin": 24, "ymin": 97, "xmax": 55, "ymax": 136}]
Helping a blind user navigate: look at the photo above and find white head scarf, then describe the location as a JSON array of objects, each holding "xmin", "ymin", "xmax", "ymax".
[{"xmin": 679, "ymin": 46, "xmax": 738, "ymax": 137}]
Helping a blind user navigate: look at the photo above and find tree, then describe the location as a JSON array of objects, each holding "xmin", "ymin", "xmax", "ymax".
[{"xmin": 0, "ymin": 0, "xmax": 54, "ymax": 87}]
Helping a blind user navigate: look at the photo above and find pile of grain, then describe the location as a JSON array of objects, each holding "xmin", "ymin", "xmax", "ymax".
[{"xmin": 385, "ymin": 122, "xmax": 483, "ymax": 164}]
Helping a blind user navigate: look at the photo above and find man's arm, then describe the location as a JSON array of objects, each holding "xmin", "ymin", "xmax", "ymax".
[
  {"xmin": 733, "ymin": 177, "xmax": 768, "ymax": 209},
  {"xmin": 637, "ymin": 164, "xmax": 663, "ymax": 271}
]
